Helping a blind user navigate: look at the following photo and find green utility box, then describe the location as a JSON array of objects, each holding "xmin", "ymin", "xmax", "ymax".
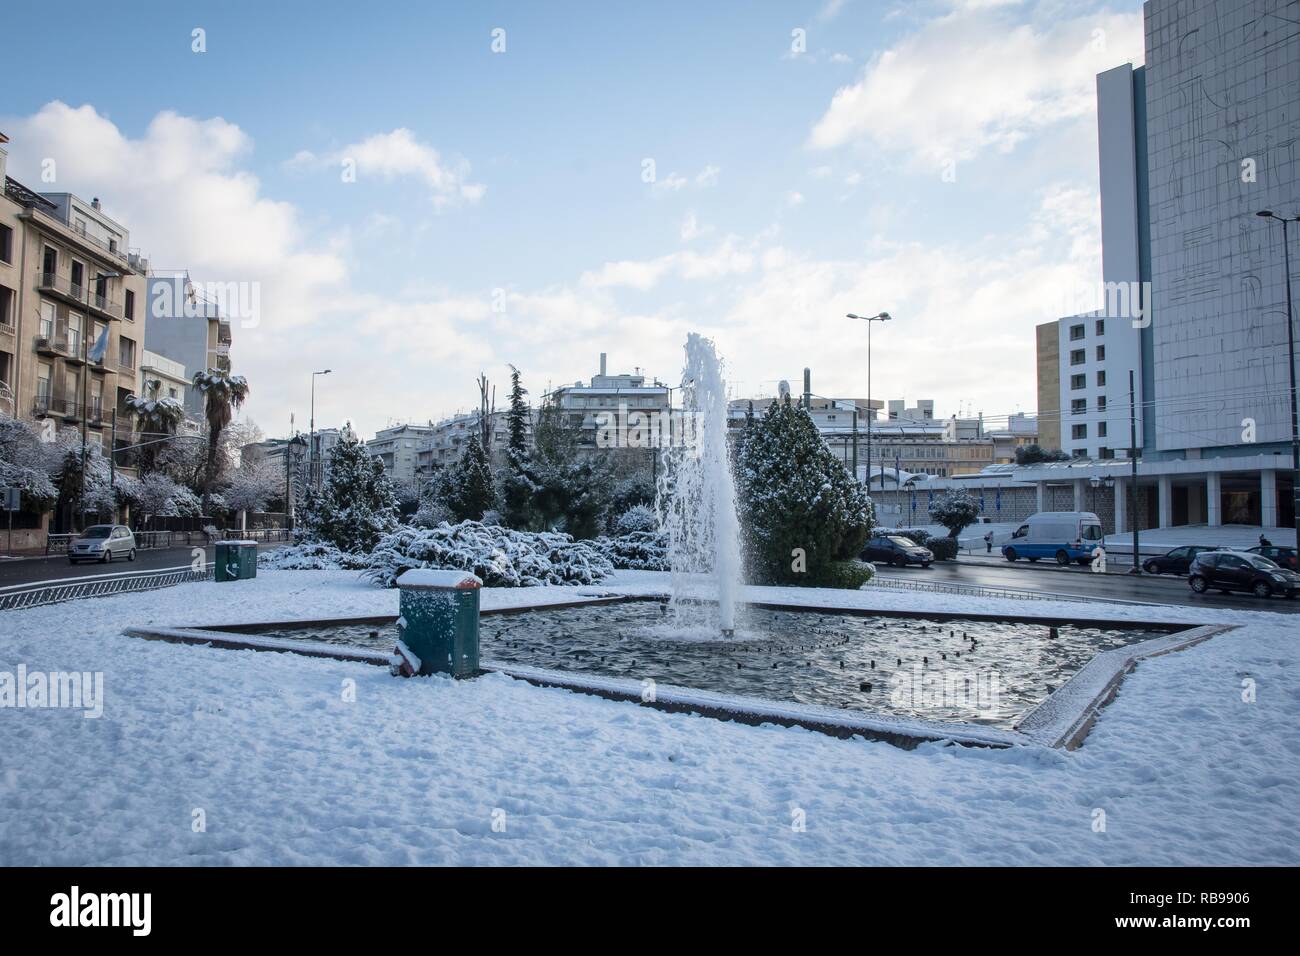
[
  {"xmin": 394, "ymin": 569, "xmax": 483, "ymax": 678},
  {"xmin": 215, "ymin": 539, "xmax": 258, "ymax": 582}
]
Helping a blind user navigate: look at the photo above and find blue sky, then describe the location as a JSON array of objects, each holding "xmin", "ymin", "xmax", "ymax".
[{"xmin": 3, "ymin": 0, "xmax": 1146, "ymax": 438}]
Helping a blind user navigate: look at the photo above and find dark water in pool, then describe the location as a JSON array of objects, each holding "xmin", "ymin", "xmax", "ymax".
[{"xmin": 255, "ymin": 601, "xmax": 1158, "ymax": 728}]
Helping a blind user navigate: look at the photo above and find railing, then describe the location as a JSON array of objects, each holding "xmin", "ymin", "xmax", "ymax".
[
  {"xmin": 0, "ymin": 564, "xmax": 214, "ymax": 612},
  {"xmin": 223, "ymin": 528, "xmax": 289, "ymax": 543},
  {"xmin": 88, "ymin": 290, "xmax": 124, "ymax": 319},
  {"xmin": 46, "ymin": 528, "xmax": 217, "ymax": 555},
  {"xmin": 34, "ymin": 334, "xmax": 69, "ymax": 356},
  {"xmin": 867, "ymin": 575, "xmax": 1153, "ymax": 606}
]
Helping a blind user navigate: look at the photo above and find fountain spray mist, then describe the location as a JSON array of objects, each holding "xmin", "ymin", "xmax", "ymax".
[{"xmin": 656, "ymin": 334, "xmax": 742, "ymax": 636}]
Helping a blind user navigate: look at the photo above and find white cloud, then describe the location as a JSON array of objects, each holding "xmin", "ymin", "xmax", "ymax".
[
  {"xmin": 291, "ymin": 127, "xmax": 485, "ymax": 209},
  {"xmin": 579, "ymin": 238, "xmax": 754, "ymax": 291},
  {"xmin": 786, "ymin": 191, "xmax": 805, "ymax": 207},
  {"xmin": 809, "ymin": 6, "xmax": 1143, "ymax": 164}
]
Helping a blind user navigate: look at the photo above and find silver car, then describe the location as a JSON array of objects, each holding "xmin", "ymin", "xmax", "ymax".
[{"xmin": 69, "ymin": 524, "xmax": 137, "ymax": 564}]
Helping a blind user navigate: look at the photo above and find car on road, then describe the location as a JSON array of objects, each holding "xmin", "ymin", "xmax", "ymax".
[
  {"xmin": 1188, "ymin": 550, "xmax": 1300, "ymax": 599},
  {"xmin": 68, "ymin": 525, "xmax": 137, "ymax": 565},
  {"xmin": 1142, "ymin": 545, "xmax": 1216, "ymax": 575},
  {"xmin": 1002, "ymin": 511, "xmax": 1104, "ymax": 566},
  {"xmin": 861, "ymin": 534, "xmax": 933, "ymax": 568},
  {"xmin": 1248, "ymin": 545, "xmax": 1298, "ymax": 572}
]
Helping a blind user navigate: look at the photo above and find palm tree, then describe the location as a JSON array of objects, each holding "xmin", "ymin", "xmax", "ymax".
[
  {"xmin": 124, "ymin": 379, "xmax": 187, "ymax": 475},
  {"xmin": 192, "ymin": 369, "xmax": 249, "ymax": 514}
]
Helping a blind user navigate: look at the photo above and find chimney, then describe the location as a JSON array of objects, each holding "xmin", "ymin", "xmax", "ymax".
[{"xmin": 599, "ymin": 352, "xmax": 607, "ymax": 377}]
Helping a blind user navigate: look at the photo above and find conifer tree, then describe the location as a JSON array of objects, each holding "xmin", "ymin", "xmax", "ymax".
[
  {"xmin": 442, "ymin": 430, "xmax": 497, "ymax": 522},
  {"xmin": 298, "ymin": 425, "xmax": 400, "ymax": 553},
  {"xmin": 499, "ymin": 365, "xmax": 536, "ymax": 528}
]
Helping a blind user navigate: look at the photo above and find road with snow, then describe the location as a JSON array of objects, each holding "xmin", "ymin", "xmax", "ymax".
[{"xmin": 874, "ymin": 556, "xmax": 1300, "ymax": 613}]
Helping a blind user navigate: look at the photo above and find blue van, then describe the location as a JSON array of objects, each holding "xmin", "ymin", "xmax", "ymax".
[{"xmin": 1002, "ymin": 512, "xmax": 1104, "ymax": 566}]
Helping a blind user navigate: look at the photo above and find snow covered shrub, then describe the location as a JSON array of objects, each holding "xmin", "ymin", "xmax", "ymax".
[
  {"xmin": 613, "ymin": 504, "xmax": 658, "ymax": 535},
  {"xmin": 925, "ymin": 537, "xmax": 959, "ymax": 561},
  {"xmin": 259, "ymin": 542, "xmax": 369, "ymax": 570},
  {"xmin": 592, "ymin": 531, "xmax": 669, "ymax": 571},
  {"xmin": 810, "ymin": 559, "xmax": 875, "ymax": 590},
  {"xmin": 296, "ymin": 427, "xmax": 400, "ymax": 553},
  {"xmin": 363, "ymin": 521, "xmax": 614, "ymax": 589}
]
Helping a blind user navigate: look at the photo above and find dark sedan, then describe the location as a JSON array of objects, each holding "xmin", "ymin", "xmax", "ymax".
[
  {"xmin": 1188, "ymin": 551, "xmax": 1300, "ymax": 599},
  {"xmin": 1142, "ymin": 545, "xmax": 1215, "ymax": 575},
  {"xmin": 1248, "ymin": 545, "xmax": 1298, "ymax": 571},
  {"xmin": 861, "ymin": 534, "xmax": 933, "ymax": 568}
]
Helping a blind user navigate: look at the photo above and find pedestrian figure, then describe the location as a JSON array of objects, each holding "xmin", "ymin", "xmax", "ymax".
[{"xmin": 984, "ymin": 531, "xmax": 993, "ymax": 554}]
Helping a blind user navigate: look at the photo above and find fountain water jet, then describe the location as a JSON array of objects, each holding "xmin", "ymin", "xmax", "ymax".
[{"xmin": 656, "ymin": 334, "xmax": 742, "ymax": 637}]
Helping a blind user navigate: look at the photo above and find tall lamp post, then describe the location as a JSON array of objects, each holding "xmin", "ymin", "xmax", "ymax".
[
  {"xmin": 309, "ymin": 369, "xmax": 331, "ymax": 487},
  {"xmin": 847, "ymin": 312, "xmax": 892, "ymax": 492},
  {"xmin": 1256, "ymin": 210, "xmax": 1300, "ymax": 543}
]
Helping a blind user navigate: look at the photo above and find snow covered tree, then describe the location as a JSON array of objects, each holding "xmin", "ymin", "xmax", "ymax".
[
  {"xmin": 930, "ymin": 490, "xmax": 981, "ymax": 538},
  {"xmin": 223, "ymin": 459, "xmax": 282, "ymax": 529},
  {"xmin": 0, "ymin": 417, "xmax": 58, "ymax": 508},
  {"xmin": 191, "ymin": 369, "xmax": 249, "ymax": 513},
  {"xmin": 498, "ymin": 365, "xmax": 537, "ymax": 529},
  {"xmin": 734, "ymin": 395, "xmax": 874, "ymax": 585},
  {"xmin": 297, "ymin": 425, "xmax": 399, "ymax": 554},
  {"xmin": 441, "ymin": 430, "xmax": 497, "ymax": 523}
]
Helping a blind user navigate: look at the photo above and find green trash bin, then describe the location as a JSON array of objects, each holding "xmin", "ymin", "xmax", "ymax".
[
  {"xmin": 394, "ymin": 569, "xmax": 483, "ymax": 678},
  {"xmin": 215, "ymin": 539, "xmax": 258, "ymax": 582}
]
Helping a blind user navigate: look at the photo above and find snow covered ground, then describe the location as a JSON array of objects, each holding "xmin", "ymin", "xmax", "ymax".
[{"xmin": 1, "ymin": 569, "xmax": 1296, "ymax": 865}]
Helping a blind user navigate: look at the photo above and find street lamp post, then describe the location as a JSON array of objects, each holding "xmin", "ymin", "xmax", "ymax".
[
  {"xmin": 309, "ymin": 369, "xmax": 331, "ymax": 487},
  {"xmin": 847, "ymin": 312, "xmax": 892, "ymax": 492},
  {"xmin": 1256, "ymin": 210, "xmax": 1300, "ymax": 543}
]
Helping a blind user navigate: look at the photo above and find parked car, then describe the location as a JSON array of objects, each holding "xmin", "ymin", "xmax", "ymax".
[
  {"xmin": 861, "ymin": 534, "xmax": 933, "ymax": 568},
  {"xmin": 1142, "ymin": 545, "xmax": 1216, "ymax": 575},
  {"xmin": 1248, "ymin": 545, "xmax": 1298, "ymax": 571},
  {"xmin": 1002, "ymin": 511, "xmax": 1104, "ymax": 565},
  {"xmin": 68, "ymin": 525, "xmax": 137, "ymax": 564},
  {"xmin": 1188, "ymin": 550, "xmax": 1300, "ymax": 599}
]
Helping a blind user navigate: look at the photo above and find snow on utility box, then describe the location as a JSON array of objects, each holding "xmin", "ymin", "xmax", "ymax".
[
  {"xmin": 394, "ymin": 569, "xmax": 483, "ymax": 678},
  {"xmin": 215, "ymin": 540, "xmax": 258, "ymax": 582}
]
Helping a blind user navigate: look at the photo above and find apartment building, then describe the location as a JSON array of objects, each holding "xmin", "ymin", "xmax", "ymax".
[
  {"xmin": 367, "ymin": 422, "xmax": 436, "ymax": 486},
  {"xmin": 143, "ymin": 270, "xmax": 231, "ymax": 421},
  {"xmin": 0, "ymin": 133, "xmax": 148, "ymax": 470},
  {"xmin": 139, "ymin": 349, "xmax": 191, "ymax": 406},
  {"xmin": 549, "ymin": 353, "xmax": 671, "ymax": 448}
]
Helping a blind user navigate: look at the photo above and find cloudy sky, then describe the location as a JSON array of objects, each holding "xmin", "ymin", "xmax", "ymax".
[{"xmin": 3, "ymin": 0, "xmax": 1145, "ymax": 439}]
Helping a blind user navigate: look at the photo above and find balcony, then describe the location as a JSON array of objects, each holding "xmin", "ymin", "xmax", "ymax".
[
  {"xmin": 34, "ymin": 335, "xmax": 69, "ymax": 357},
  {"xmin": 87, "ymin": 289, "xmax": 124, "ymax": 320},
  {"xmin": 37, "ymin": 271, "xmax": 87, "ymax": 306}
]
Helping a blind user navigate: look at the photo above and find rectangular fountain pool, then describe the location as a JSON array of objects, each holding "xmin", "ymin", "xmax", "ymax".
[{"xmin": 249, "ymin": 601, "xmax": 1164, "ymax": 729}]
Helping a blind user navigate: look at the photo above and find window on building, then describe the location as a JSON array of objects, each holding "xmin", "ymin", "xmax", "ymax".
[
  {"xmin": 1097, "ymin": 421, "xmax": 1108, "ymax": 438},
  {"xmin": 1072, "ymin": 398, "xmax": 1087, "ymax": 415},
  {"xmin": 1071, "ymin": 424, "xmax": 1087, "ymax": 440},
  {"xmin": 36, "ymin": 363, "xmax": 52, "ymax": 404},
  {"xmin": 1070, "ymin": 324, "xmax": 1085, "ymax": 341},
  {"xmin": 0, "ymin": 284, "xmax": 13, "ymax": 327},
  {"xmin": 90, "ymin": 377, "xmax": 104, "ymax": 417},
  {"xmin": 118, "ymin": 336, "xmax": 136, "ymax": 370},
  {"xmin": 1096, "ymin": 345, "xmax": 1105, "ymax": 361},
  {"xmin": 1098, "ymin": 447, "xmax": 1114, "ymax": 460},
  {"xmin": 1071, "ymin": 374, "xmax": 1086, "ymax": 390},
  {"xmin": 124, "ymin": 289, "xmax": 135, "ymax": 321},
  {"xmin": 0, "ymin": 350, "xmax": 12, "ymax": 390},
  {"xmin": 70, "ymin": 260, "xmax": 84, "ymax": 295},
  {"xmin": 42, "ymin": 245, "xmax": 57, "ymax": 279},
  {"xmin": 39, "ymin": 301, "xmax": 55, "ymax": 340},
  {"xmin": 1070, "ymin": 349, "xmax": 1086, "ymax": 366},
  {"xmin": 1095, "ymin": 319, "xmax": 1105, "ymax": 336},
  {"xmin": 1072, "ymin": 448, "xmax": 1086, "ymax": 459},
  {"xmin": 0, "ymin": 224, "xmax": 12, "ymax": 264},
  {"xmin": 67, "ymin": 312, "xmax": 83, "ymax": 359},
  {"xmin": 1097, "ymin": 396, "xmax": 1107, "ymax": 411},
  {"xmin": 1096, "ymin": 370, "xmax": 1107, "ymax": 387}
]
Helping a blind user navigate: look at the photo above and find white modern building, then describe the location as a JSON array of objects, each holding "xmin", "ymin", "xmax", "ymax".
[
  {"xmin": 1034, "ymin": 0, "xmax": 1299, "ymax": 534},
  {"xmin": 549, "ymin": 353, "xmax": 671, "ymax": 448},
  {"xmin": 366, "ymin": 422, "xmax": 435, "ymax": 486}
]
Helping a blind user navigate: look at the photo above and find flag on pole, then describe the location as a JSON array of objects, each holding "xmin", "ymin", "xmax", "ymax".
[{"xmin": 87, "ymin": 325, "xmax": 110, "ymax": 364}]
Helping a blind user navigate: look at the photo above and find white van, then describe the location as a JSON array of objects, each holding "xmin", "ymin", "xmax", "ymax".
[{"xmin": 1002, "ymin": 512, "xmax": 1104, "ymax": 565}]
